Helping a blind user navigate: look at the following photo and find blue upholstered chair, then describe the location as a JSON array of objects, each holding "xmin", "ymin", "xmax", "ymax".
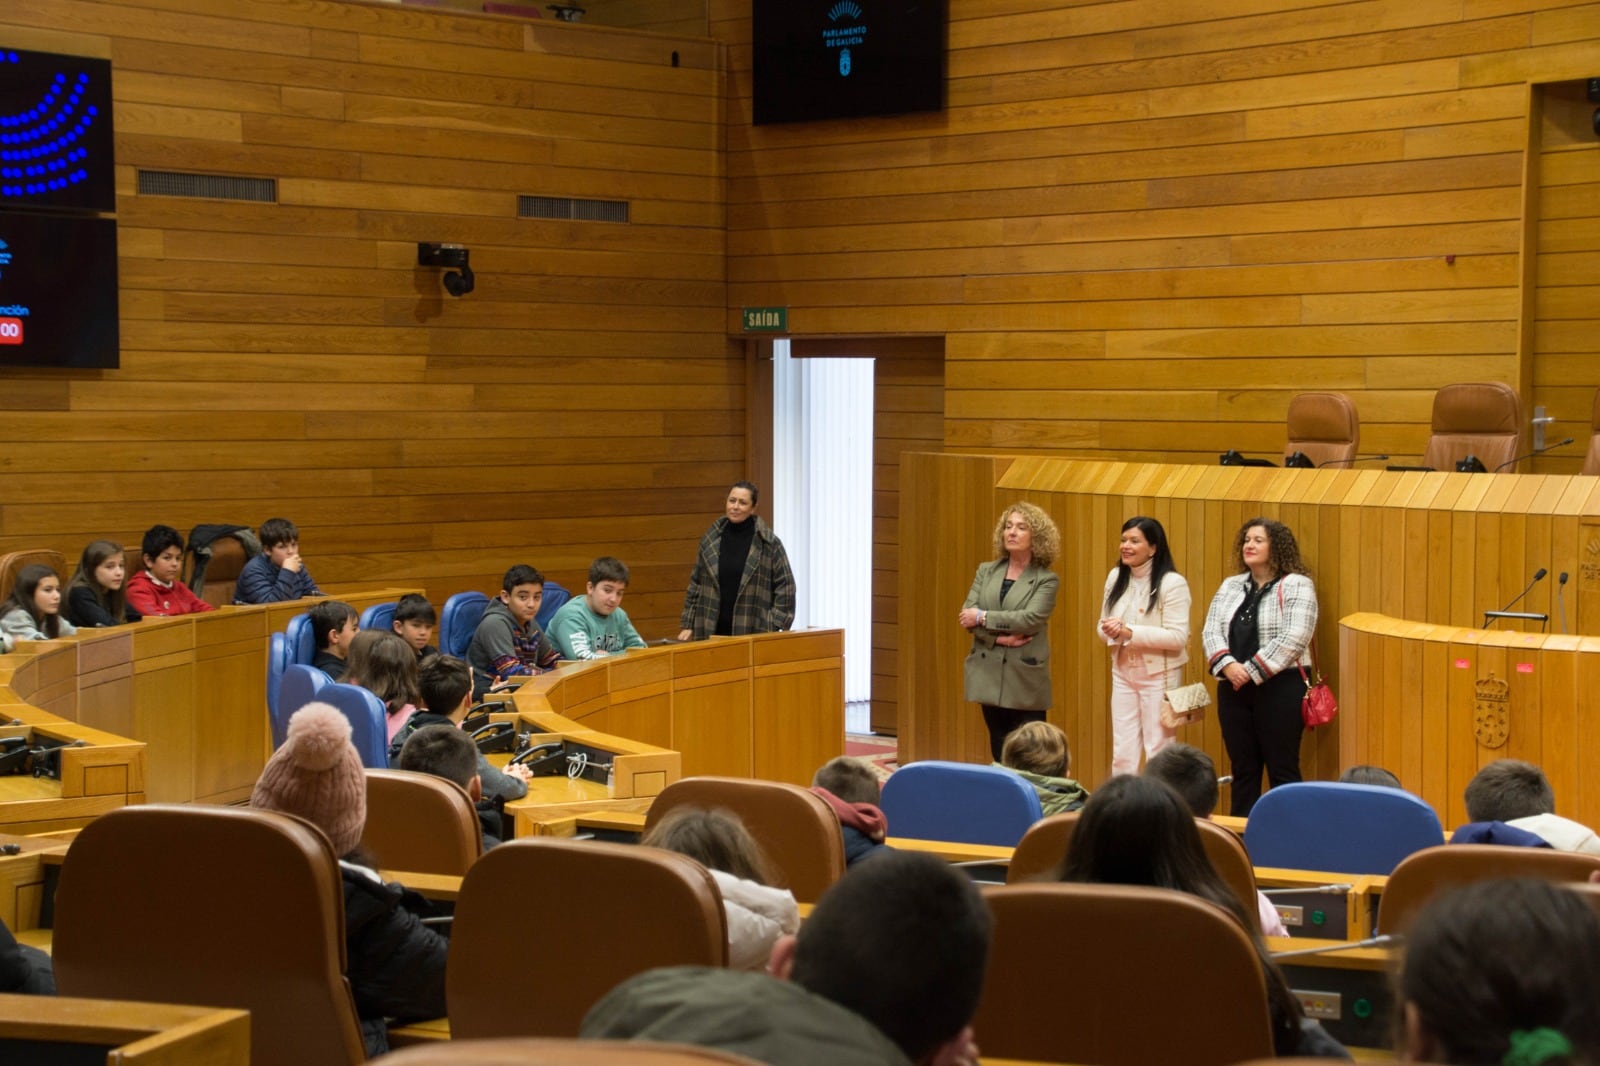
[
  {"xmin": 359, "ymin": 601, "xmax": 397, "ymax": 632},
  {"xmin": 275, "ymin": 664, "xmax": 332, "ymax": 750},
  {"xmin": 535, "ymin": 582, "xmax": 570, "ymax": 632},
  {"xmin": 318, "ymin": 682, "xmax": 391, "ymax": 769},
  {"xmin": 266, "ymin": 631, "xmax": 291, "ymax": 723},
  {"xmin": 1243, "ymin": 781, "xmax": 1445, "ymax": 875},
  {"xmin": 284, "ymin": 611, "xmax": 316, "ymax": 666},
  {"xmin": 880, "ymin": 760, "xmax": 1044, "ymax": 847},
  {"xmin": 440, "ymin": 591, "xmax": 490, "ymax": 657}
]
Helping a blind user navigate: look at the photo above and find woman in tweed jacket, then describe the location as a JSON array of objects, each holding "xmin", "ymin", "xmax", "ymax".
[
  {"xmin": 677, "ymin": 482, "xmax": 796, "ymax": 641},
  {"xmin": 1201, "ymin": 517, "xmax": 1319, "ymax": 816}
]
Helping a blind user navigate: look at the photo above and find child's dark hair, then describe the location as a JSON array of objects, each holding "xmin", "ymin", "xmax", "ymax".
[
  {"xmin": 398, "ymin": 724, "xmax": 478, "ymax": 791},
  {"xmin": 417, "ymin": 654, "xmax": 472, "ymax": 715},
  {"xmin": 642, "ymin": 806, "xmax": 780, "ymax": 887},
  {"xmin": 812, "ymin": 756, "xmax": 881, "ymax": 805},
  {"xmin": 502, "ymin": 564, "xmax": 544, "ymax": 593},
  {"xmin": 1398, "ymin": 878, "xmax": 1600, "ymax": 1065},
  {"xmin": 257, "ymin": 517, "xmax": 298, "ymax": 550},
  {"xmin": 309, "ymin": 600, "xmax": 357, "ymax": 651},
  {"xmin": 1143, "ymin": 743, "xmax": 1219, "ymax": 818},
  {"xmin": 1464, "ymin": 759, "xmax": 1555, "ymax": 823},
  {"xmin": 2, "ymin": 564, "xmax": 64, "ymax": 638},
  {"xmin": 65, "ymin": 540, "xmax": 128, "ymax": 623},
  {"xmin": 344, "ymin": 630, "xmax": 421, "ymax": 715},
  {"xmin": 589, "ymin": 556, "xmax": 629, "ymax": 586},
  {"xmin": 141, "ymin": 524, "xmax": 184, "ymax": 562},
  {"xmin": 393, "ymin": 593, "xmax": 437, "ymax": 626},
  {"xmin": 1339, "ymin": 765, "xmax": 1403, "ymax": 790}
]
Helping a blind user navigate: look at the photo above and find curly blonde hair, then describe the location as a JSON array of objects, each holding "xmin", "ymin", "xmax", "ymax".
[
  {"xmin": 1230, "ymin": 516, "xmax": 1308, "ymax": 578},
  {"xmin": 991, "ymin": 501, "xmax": 1060, "ymax": 569}
]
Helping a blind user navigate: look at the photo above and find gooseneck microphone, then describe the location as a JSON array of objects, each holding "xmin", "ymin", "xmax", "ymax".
[
  {"xmin": 1494, "ymin": 437, "xmax": 1576, "ymax": 473},
  {"xmin": 1558, "ymin": 571, "xmax": 1570, "ymax": 635},
  {"xmin": 1317, "ymin": 454, "xmax": 1390, "ymax": 468},
  {"xmin": 1483, "ymin": 568, "xmax": 1548, "ymax": 629}
]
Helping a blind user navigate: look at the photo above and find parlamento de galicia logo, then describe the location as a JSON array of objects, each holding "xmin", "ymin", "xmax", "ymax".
[{"xmin": 823, "ymin": 1, "xmax": 866, "ymax": 77}]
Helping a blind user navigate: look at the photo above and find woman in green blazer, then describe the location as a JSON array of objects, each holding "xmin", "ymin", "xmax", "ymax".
[{"xmin": 958, "ymin": 501, "xmax": 1062, "ymax": 760}]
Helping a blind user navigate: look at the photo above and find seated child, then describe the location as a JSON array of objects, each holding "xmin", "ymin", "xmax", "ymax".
[
  {"xmin": 391, "ymin": 593, "xmax": 438, "ymax": 661},
  {"xmin": 467, "ymin": 565, "xmax": 560, "ymax": 695},
  {"xmin": 234, "ymin": 517, "xmax": 322, "ymax": 604},
  {"xmin": 0, "ymin": 564, "xmax": 76, "ymax": 643},
  {"xmin": 641, "ymin": 805, "xmax": 800, "ymax": 972},
  {"xmin": 1453, "ymin": 758, "xmax": 1600, "ymax": 854},
  {"xmin": 309, "ymin": 600, "xmax": 359, "ymax": 681},
  {"xmin": 1144, "ymin": 742, "xmax": 1289, "ymax": 938},
  {"xmin": 344, "ymin": 630, "xmax": 420, "ymax": 744},
  {"xmin": 62, "ymin": 540, "xmax": 141, "ymax": 628},
  {"xmin": 810, "ymin": 755, "xmax": 890, "ymax": 866},
  {"xmin": 1339, "ymin": 765, "xmax": 1403, "ymax": 789},
  {"xmin": 125, "ymin": 525, "xmax": 214, "ymax": 617},
  {"xmin": 251, "ymin": 703, "xmax": 446, "ymax": 1055},
  {"xmin": 389, "ymin": 654, "xmax": 530, "ymax": 803},
  {"xmin": 398, "ymin": 723, "xmax": 508, "ymax": 850},
  {"xmin": 548, "ymin": 556, "xmax": 647, "ymax": 660},
  {"xmin": 1396, "ymin": 878, "xmax": 1600, "ymax": 1065},
  {"xmin": 996, "ymin": 721, "xmax": 1088, "ymax": 815}
]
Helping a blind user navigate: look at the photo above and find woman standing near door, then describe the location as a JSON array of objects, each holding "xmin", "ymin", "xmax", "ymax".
[{"xmin": 959, "ymin": 502, "xmax": 1061, "ymax": 761}]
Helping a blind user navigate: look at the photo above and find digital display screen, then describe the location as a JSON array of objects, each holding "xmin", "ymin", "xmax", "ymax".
[
  {"xmin": 0, "ymin": 47, "xmax": 115, "ymax": 214},
  {"xmin": 753, "ymin": 0, "xmax": 946, "ymax": 126},
  {"xmin": 0, "ymin": 210, "xmax": 119, "ymax": 369}
]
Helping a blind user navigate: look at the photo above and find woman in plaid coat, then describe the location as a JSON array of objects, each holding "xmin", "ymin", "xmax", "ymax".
[
  {"xmin": 677, "ymin": 482, "xmax": 796, "ymax": 641},
  {"xmin": 1201, "ymin": 517, "xmax": 1319, "ymax": 816}
]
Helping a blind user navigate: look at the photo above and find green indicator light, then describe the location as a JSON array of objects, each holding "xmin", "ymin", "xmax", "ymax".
[
  {"xmin": 1311, "ymin": 910, "xmax": 1326, "ymax": 925},
  {"xmin": 1353, "ymin": 999, "xmax": 1373, "ymax": 1019}
]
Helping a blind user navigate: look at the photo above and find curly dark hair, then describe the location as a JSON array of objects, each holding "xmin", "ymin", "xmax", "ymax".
[{"xmin": 1230, "ymin": 517, "xmax": 1308, "ymax": 578}]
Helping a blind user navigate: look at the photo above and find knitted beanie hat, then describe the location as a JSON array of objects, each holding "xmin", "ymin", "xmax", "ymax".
[{"xmin": 251, "ymin": 702, "xmax": 366, "ymax": 856}]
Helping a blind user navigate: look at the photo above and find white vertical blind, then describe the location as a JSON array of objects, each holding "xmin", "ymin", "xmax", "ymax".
[{"xmin": 771, "ymin": 340, "xmax": 874, "ymax": 704}]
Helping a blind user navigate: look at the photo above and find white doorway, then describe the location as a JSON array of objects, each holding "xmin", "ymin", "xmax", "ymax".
[{"xmin": 769, "ymin": 340, "xmax": 874, "ymax": 732}]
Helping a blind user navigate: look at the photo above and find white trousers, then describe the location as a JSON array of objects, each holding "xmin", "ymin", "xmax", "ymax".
[{"xmin": 1110, "ymin": 652, "xmax": 1181, "ymax": 775}]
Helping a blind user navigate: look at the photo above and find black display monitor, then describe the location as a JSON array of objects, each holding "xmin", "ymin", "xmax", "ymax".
[
  {"xmin": 0, "ymin": 209, "xmax": 119, "ymax": 369},
  {"xmin": 753, "ymin": 0, "xmax": 946, "ymax": 126},
  {"xmin": 0, "ymin": 47, "xmax": 115, "ymax": 214}
]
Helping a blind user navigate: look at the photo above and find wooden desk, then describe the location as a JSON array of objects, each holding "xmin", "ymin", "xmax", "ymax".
[
  {"xmin": 512, "ymin": 630, "xmax": 844, "ymax": 786},
  {"xmin": 0, "ymin": 993, "xmax": 249, "ymax": 1064},
  {"xmin": 1268, "ymin": 935, "xmax": 1397, "ymax": 1054}
]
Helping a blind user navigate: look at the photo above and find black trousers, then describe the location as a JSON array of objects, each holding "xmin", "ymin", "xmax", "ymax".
[
  {"xmin": 1218, "ymin": 669, "xmax": 1304, "ymax": 816},
  {"xmin": 982, "ymin": 705, "xmax": 1046, "ymax": 762}
]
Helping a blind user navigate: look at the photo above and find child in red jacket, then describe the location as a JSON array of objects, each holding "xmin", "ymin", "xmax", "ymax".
[{"xmin": 125, "ymin": 525, "xmax": 214, "ymax": 617}]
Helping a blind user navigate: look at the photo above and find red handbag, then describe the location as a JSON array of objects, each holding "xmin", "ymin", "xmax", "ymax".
[{"xmin": 1299, "ymin": 639, "xmax": 1337, "ymax": 729}]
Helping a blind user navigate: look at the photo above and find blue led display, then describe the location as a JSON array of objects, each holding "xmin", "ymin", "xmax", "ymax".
[{"xmin": 0, "ymin": 49, "xmax": 114, "ymax": 213}]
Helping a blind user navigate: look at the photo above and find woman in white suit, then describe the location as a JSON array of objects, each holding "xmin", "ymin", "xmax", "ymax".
[{"xmin": 1098, "ymin": 517, "xmax": 1191, "ymax": 775}]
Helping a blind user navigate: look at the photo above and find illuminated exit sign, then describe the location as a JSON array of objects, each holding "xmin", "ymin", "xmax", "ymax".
[{"xmin": 742, "ymin": 307, "xmax": 788, "ymax": 332}]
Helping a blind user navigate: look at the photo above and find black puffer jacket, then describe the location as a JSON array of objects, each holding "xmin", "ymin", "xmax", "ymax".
[{"xmin": 340, "ymin": 862, "xmax": 449, "ymax": 1056}]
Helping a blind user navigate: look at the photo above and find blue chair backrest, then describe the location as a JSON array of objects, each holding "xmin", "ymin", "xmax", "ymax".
[
  {"xmin": 1243, "ymin": 781, "xmax": 1445, "ymax": 876},
  {"xmin": 440, "ymin": 591, "xmax": 489, "ymax": 657},
  {"xmin": 880, "ymin": 760, "xmax": 1044, "ymax": 847},
  {"xmin": 319, "ymin": 683, "xmax": 391, "ymax": 769},
  {"xmin": 275, "ymin": 664, "xmax": 332, "ymax": 749},
  {"xmin": 535, "ymin": 581, "xmax": 570, "ymax": 632},
  {"xmin": 360, "ymin": 601, "xmax": 397, "ymax": 632},
  {"xmin": 284, "ymin": 611, "xmax": 316, "ymax": 666},
  {"xmin": 266, "ymin": 632, "xmax": 291, "ymax": 724}
]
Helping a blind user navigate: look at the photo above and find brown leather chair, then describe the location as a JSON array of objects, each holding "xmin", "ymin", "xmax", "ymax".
[
  {"xmin": 1284, "ymin": 391, "xmax": 1359, "ymax": 467},
  {"xmin": 1007, "ymin": 812, "xmax": 1260, "ymax": 918},
  {"xmin": 1582, "ymin": 388, "xmax": 1600, "ymax": 476},
  {"xmin": 361, "ymin": 768, "xmax": 483, "ymax": 877},
  {"xmin": 447, "ymin": 837, "xmax": 728, "ymax": 1040},
  {"xmin": 974, "ymin": 883, "xmax": 1275, "ymax": 1065},
  {"xmin": 644, "ymin": 776, "xmax": 845, "ymax": 903},
  {"xmin": 1421, "ymin": 382, "xmax": 1524, "ymax": 472},
  {"xmin": 374, "ymin": 1039, "xmax": 764, "ymax": 1064},
  {"xmin": 193, "ymin": 535, "xmax": 250, "ymax": 608},
  {"xmin": 1376, "ymin": 843, "xmax": 1600, "ymax": 934},
  {"xmin": 52, "ymin": 804, "xmax": 366, "ymax": 1066},
  {"xmin": 0, "ymin": 548, "xmax": 67, "ymax": 605}
]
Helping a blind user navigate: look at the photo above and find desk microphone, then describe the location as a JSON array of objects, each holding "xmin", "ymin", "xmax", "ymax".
[
  {"xmin": 1559, "ymin": 571, "xmax": 1570, "ymax": 635},
  {"xmin": 1317, "ymin": 454, "xmax": 1389, "ymax": 468},
  {"xmin": 1494, "ymin": 437, "xmax": 1575, "ymax": 473},
  {"xmin": 1484, "ymin": 567, "xmax": 1547, "ymax": 628},
  {"xmin": 1271, "ymin": 933, "xmax": 1401, "ymax": 960}
]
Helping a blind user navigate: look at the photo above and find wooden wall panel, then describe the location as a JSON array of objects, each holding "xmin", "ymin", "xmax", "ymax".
[
  {"xmin": 0, "ymin": 0, "xmax": 734, "ymax": 638},
  {"xmin": 711, "ymin": 0, "xmax": 1600, "ymax": 471}
]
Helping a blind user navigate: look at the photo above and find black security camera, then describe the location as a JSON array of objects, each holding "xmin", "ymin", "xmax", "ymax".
[{"xmin": 418, "ymin": 242, "xmax": 474, "ymax": 298}]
